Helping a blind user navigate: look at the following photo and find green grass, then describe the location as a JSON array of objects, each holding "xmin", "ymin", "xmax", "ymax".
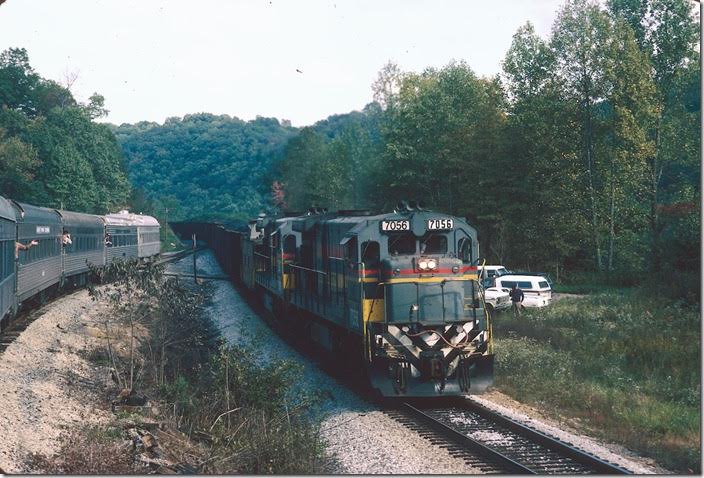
[
  {"xmin": 552, "ymin": 283, "xmax": 633, "ymax": 294},
  {"xmin": 492, "ymin": 292, "xmax": 700, "ymax": 473},
  {"xmin": 160, "ymin": 223, "xmax": 184, "ymax": 253}
]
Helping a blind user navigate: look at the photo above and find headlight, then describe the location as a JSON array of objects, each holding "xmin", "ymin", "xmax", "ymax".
[
  {"xmin": 427, "ymin": 259, "xmax": 437, "ymax": 270},
  {"xmin": 418, "ymin": 259, "xmax": 429, "ymax": 270}
]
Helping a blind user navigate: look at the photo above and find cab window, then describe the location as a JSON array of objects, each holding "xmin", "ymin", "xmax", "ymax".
[
  {"xmin": 388, "ymin": 232, "xmax": 415, "ymax": 255},
  {"xmin": 361, "ymin": 241, "xmax": 380, "ymax": 268},
  {"xmin": 458, "ymin": 238, "xmax": 472, "ymax": 263},
  {"xmin": 344, "ymin": 237, "xmax": 358, "ymax": 263},
  {"xmin": 420, "ymin": 233, "xmax": 447, "ymax": 254}
]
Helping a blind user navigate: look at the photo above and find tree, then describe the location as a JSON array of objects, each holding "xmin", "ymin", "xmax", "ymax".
[
  {"xmin": 0, "ymin": 48, "xmax": 40, "ymax": 115},
  {"xmin": 502, "ymin": 22, "xmax": 587, "ymax": 271},
  {"xmin": 0, "ymin": 130, "xmax": 40, "ymax": 201},
  {"xmin": 551, "ymin": 0, "xmax": 615, "ymax": 271},
  {"xmin": 608, "ymin": 0, "xmax": 700, "ymax": 271},
  {"xmin": 0, "ymin": 48, "xmax": 131, "ymax": 213}
]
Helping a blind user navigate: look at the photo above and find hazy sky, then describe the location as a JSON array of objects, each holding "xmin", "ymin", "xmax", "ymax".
[{"xmin": 0, "ymin": 0, "xmax": 566, "ymax": 126}]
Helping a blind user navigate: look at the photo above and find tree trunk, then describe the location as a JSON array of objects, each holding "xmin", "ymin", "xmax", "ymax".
[
  {"xmin": 584, "ymin": 96, "xmax": 603, "ymax": 271},
  {"xmin": 649, "ymin": 119, "xmax": 662, "ymax": 272},
  {"xmin": 608, "ymin": 176, "xmax": 616, "ymax": 272}
]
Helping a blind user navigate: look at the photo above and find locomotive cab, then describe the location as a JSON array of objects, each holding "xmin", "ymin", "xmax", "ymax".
[{"xmin": 349, "ymin": 210, "xmax": 494, "ymax": 396}]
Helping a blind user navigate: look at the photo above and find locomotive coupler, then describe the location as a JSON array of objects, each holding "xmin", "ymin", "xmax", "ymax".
[{"xmin": 419, "ymin": 350, "xmax": 445, "ymax": 380}]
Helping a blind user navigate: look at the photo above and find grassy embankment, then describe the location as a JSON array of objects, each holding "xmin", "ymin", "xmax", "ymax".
[{"xmin": 492, "ymin": 284, "xmax": 700, "ymax": 473}]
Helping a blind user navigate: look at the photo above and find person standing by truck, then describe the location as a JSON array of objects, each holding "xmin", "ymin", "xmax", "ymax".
[{"xmin": 510, "ymin": 284, "xmax": 525, "ymax": 318}]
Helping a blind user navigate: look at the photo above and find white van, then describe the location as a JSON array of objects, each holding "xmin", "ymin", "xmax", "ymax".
[
  {"xmin": 478, "ymin": 265, "xmax": 510, "ymax": 279},
  {"xmin": 495, "ymin": 274, "xmax": 552, "ymax": 308}
]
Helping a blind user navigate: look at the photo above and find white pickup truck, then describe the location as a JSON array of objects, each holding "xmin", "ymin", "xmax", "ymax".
[
  {"xmin": 477, "ymin": 265, "xmax": 512, "ymax": 314},
  {"xmin": 483, "ymin": 286, "xmax": 512, "ymax": 313}
]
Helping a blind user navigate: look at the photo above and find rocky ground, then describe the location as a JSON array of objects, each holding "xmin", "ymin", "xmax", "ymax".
[
  {"xmin": 0, "ymin": 291, "xmax": 114, "ymax": 473},
  {"xmin": 0, "ymin": 250, "xmax": 667, "ymax": 474}
]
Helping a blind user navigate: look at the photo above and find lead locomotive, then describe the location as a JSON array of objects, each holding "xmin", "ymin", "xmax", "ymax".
[{"xmin": 235, "ymin": 201, "xmax": 494, "ymax": 397}]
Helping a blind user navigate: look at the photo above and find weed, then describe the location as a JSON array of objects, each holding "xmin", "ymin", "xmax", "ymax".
[
  {"xmin": 26, "ymin": 426, "xmax": 149, "ymax": 474},
  {"xmin": 493, "ymin": 293, "xmax": 700, "ymax": 472}
]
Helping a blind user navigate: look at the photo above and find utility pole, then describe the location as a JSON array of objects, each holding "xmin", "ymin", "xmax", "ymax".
[{"xmin": 192, "ymin": 233, "xmax": 197, "ymax": 284}]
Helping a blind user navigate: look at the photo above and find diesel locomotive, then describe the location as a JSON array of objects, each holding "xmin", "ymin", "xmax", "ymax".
[
  {"xmin": 0, "ymin": 195, "xmax": 161, "ymax": 330},
  {"xmin": 174, "ymin": 201, "xmax": 494, "ymax": 397}
]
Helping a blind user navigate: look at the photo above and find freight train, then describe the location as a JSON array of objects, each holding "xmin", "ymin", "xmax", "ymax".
[
  {"xmin": 172, "ymin": 201, "xmax": 494, "ymax": 397},
  {"xmin": 0, "ymin": 195, "xmax": 161, "ymax": 330}
]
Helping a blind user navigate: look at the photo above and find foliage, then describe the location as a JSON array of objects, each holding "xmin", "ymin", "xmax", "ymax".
[
  {"xmin": 270, "ymin": 106, "xmax": 384, "ymax": 212},
  {"xmin": 493, "ymin": 294, "xmax": 700, "ymax": 472},
  {"xmin": 88, "ymin": 257, "xmax": 324, "ymax": 473},
  {"xmin": 113, "ymin": 114, "xmax": 297, "ymax": 221},
  {"xmin": 270, "ymin": 0, "xmax": 698, "ymax": 280},
  {"xmin": 0, "ymin": 48, "xmax": 131, "ymax": 212}
]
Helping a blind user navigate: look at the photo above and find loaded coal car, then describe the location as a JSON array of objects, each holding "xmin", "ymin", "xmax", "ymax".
[{"xmin": 237, "ymin": 202, "xmax": 494, "ymax": 397}]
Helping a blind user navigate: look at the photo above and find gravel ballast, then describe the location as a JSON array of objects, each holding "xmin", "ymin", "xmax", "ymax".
[{"xmin": 0, "ymin": 291, "xmax": 113, "ymax": 473}]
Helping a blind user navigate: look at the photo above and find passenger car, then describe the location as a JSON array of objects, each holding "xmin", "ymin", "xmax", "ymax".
[{"xmin": 0, "ymin": 195, "xmax": 161, "ymax": 331}]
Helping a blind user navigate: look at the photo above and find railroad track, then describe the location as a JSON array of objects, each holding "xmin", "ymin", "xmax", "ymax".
[{"xmin": 389, "ymin": 399, "xmax": 632, "ymax": 474}]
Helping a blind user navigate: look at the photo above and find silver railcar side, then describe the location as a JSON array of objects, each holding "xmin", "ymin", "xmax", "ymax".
[
  {"xmin": 13, "ymin": 202, "xmax": 62, "ymax": 302},
  {"xmin": 0, "ymin": 196, "xmax": 17, "ymax": 327},
  {"xmin": 57, "ymin": 210, "xmax": 106, "ymax": 281}
]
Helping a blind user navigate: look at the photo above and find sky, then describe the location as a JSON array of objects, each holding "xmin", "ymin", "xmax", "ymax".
[{"xmin": 0, "ymin": 0, "xmax": 567, "ymax": 127}]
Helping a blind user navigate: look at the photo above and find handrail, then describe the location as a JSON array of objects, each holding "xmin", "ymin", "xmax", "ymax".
[{"xmin": 287, "ymin": 263, "xmax": 327, "ymax": 275}]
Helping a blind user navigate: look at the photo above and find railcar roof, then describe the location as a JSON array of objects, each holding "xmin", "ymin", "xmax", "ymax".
[
  {"xmin": 0, "ymin": 196, "xmax": 15, "ymax": 222},
  {"xmin": 496, "ymin": 274, "xmax": 551, "ymax": 285},
  {"xmin": 13, "ymin": 201, "xmax": 62, "ymax": 224},
  {"xmin": 57, "ymin": 210, "xmax": 105, "ymax": 228},
  {"xmin": 104, "ymin": 210, "xmax": 160, "ymax": 227}
]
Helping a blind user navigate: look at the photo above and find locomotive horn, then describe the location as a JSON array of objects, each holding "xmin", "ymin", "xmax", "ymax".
[
  {"xmin": 395, "ymin": 200, "xmax": 408, "ymax": 213},
  {"xmin": 417, "ymin": 200, "xmax": 427, "ymax": 211},
  {"xmin": 408, "ymin": 200, "xmax": 417, "ymax": 211}
]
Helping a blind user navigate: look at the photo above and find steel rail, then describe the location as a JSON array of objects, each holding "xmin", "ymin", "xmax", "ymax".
[
  {"xmin": 401, "ymin": 402, "xmax": 537, "ymax": 474},
  {"xmin": 462, "ymin": 398, "xmax": 632, "ymax": 474}
]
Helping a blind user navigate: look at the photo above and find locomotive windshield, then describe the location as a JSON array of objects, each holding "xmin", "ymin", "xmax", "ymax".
[
  {"xmin": 420, "ymin": 233, "xmax": 447, "ymax": 254},
  {"xmin": 388, "ymin": 232, "xmax": 416, "ymax": 255}
]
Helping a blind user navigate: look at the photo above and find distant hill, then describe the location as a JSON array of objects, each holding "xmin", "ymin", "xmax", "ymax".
[{"xmin": 113, "ymin": 114, "xmax": 297, "ymax": 221}]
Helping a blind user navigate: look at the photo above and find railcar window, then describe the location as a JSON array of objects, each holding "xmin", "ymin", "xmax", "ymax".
[
  {"xmin": 388, "ymin": 232, "xmax": 416, "ymax": 255},
  {"xmin": 2, "ymin": 240, "xmax": 13, "ymax": 280},
  {"xmin": 21, "ymin": 237, "xmax": 58, "ymax": 264},
  {"xmin": 420, "ymin": 234, "xmax": 447, "ymax": 254},
  {"xmin": 458, "ymin": 238, "xmax": 472, "ymax": 263}
]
